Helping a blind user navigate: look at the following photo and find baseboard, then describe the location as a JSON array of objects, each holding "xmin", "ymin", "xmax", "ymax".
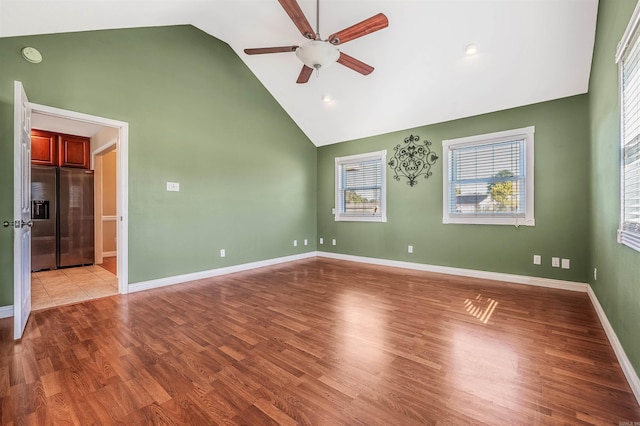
[
  {"xmin": 587, "ymin": 286, "xmax": 640, "ymax": 405},
  {"xmin": 102, "ymin": 251, "xmax": 116, "ymax": 257},
  {"xmin": 317, "ymin": 251, "xmax": 588, "ymax": 292},
  {"xmin": 128, "ymin": 251, "xmax": 317, "ymax": 293},
  {"xmin": 0, "ymin": 305, "xmax": 14, "ymax": 319}
]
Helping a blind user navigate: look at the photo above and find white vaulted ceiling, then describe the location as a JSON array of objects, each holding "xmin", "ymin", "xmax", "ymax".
[{"xmin": 0, "ymin": 0, "xmax": 598, "ymax": 146}]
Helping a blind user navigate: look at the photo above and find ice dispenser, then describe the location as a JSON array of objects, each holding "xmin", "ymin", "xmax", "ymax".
[{"xmin": 32, "ymin": 200, "xmax": 50, "ymax": 220}]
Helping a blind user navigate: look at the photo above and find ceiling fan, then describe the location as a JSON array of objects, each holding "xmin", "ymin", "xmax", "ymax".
[{"xmin": 244, "ymin": 0, "xmax": 389, "ymax": 84}]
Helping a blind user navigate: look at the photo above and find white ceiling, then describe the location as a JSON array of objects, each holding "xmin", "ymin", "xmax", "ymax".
[
  {"xmin": 32, "ymin": 113, "xmax": 106, "ymax": 138},
  {"xmin": 1, "ymin": 0, "xmax": 598, "ymax": 147}
]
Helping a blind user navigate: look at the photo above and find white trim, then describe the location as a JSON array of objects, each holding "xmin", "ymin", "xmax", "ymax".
[
  {"xmin": 334, "ymin": 150, "xmax": 387, "ymax": 223},
  {"xmin": 102, "ymin": 216, "xmax": 117, "ymax": 222},
  {"xmin": 317, "ymin": 251, "xmax": 588, "ymax": 292},
  {"xmin": 442, "ymin": 126, "xmax": 535, "ymax": 227},
  {"xmin": 616, "ymin": 0, "xmax": 640, "ymax": 63},
  {"xmin": 102, "ymin": 251, "xmax": 117, "ymax": 257},
  {"xmin": 587, "ymin": 286, "xmax": 640, "ymax": 405},
  {"xmin": 93, "ymin": 141, "xmax": 116, "ymax": 157},
  {"xmin": 0, "ymin": 305, "xmax": 13, "ymax": 319},
  {"xmin": 29, "ymin": 103, "xmax": 129, "ymax": 295},
  {"xmin": 128, "ymin": 252, "xmax": 317, "ymax": 293}
]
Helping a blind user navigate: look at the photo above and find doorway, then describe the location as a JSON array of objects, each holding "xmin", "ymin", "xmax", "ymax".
[{"xmin": 24, "ymin": 102, "xmax": 129, "ymax": 305}]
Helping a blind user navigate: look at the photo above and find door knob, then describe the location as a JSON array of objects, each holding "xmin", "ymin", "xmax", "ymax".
[
  {"xmin": 21, "ymin": 220, "xmax": 33, "ymax": 228},
  {"xmin": 2, "ymin": 220, "xmax": 22, "ymax": 228}
]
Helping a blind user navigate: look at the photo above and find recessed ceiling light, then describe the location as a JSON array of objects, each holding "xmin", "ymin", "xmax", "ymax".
[
  {"xmin": 21, "ymin": 47, "xmax": 42, "ymax": 63},
  {"xmin": 464, "ymin": 43, "xmax": 478, "ymax": 56},
  {"xmin": 321, "ymin": 94, "xmax": 332, "ymax": 103}
]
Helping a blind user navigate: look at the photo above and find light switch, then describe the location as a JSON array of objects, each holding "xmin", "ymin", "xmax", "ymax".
[{"xmin": 166, "ymin": 182, "xmax": 180, "ymax": 192}]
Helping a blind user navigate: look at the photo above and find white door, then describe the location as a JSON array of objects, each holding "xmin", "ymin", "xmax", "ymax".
[{"xmin": 13, "ymin": 81, "xmax": 32, "ymax": 340}]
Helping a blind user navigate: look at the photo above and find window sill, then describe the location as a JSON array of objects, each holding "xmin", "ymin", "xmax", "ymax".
[
  {"xmin": 443, "ymin": 216, "xmax": 535, "ymax": 226},
  {"xmin": 335, "ymin": 215, "xmax": 387, "ymax": 223}
]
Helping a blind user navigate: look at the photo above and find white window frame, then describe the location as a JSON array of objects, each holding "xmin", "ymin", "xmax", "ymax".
[
  {"xmin": 335, "ymin": 150, "xmax": 387, "ymax": 222},
  {"xmin": 442, "ymin": 126, "xmax": 535, "ymax": 226},
  {"xmin": 616, "ymin": 1, "xmax": 640, "ymax": 253}
]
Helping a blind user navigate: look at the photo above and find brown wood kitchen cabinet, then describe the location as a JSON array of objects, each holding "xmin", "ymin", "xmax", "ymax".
[
  {"xmin": 31, "ymin": 129, "xmax": 58, "ymax": 166},
  {"xmin": 31, "ymin": 129, "xmax": 90, "ymax": 169}
]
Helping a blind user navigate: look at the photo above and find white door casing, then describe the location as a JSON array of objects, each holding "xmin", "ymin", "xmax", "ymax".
[
  {"xmin": 13, "ymin": 81, "xmax": 32, "ymax": 340},
  {"xmin": 29, "ymin": 103, "xmax": 129, "ymax": 295}
]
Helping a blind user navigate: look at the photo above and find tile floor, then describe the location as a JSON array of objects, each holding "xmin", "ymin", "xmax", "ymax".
[{"xmin": 31, "ymin": 265, "xmax": 118, "ymax": 311}]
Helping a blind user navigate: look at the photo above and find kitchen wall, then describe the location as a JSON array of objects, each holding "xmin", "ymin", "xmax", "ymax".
[
  {"xmin": 102, "ymin": 150, "xmax": 117, "ymax": 255},
  {"xmin": 0, "ymin": 25, "xmax": 317, "ymax": 305}
]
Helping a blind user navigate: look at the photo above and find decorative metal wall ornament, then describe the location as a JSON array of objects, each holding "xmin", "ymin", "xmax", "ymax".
[{"xmin": 388, "ymin": 134, "xmax": 439, "ymax": 186}]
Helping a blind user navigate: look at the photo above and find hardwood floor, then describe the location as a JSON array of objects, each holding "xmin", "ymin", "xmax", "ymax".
[
  {"xmin": 1, "ymin": 258, "xmax": 639, "ymax": 425},
  {"xmin": 97, "ymin": 256, "xmax": 117, "ymax": 275}
]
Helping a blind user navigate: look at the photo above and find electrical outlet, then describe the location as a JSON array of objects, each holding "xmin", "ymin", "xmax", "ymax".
[
  {"xmin": 220, "ymin": 249, "xmax": 225, "ymax": 258},
  {"xmin": 561, "ymin": 259, "xmax": 570, "ymax": 269},
  {"xmin": 551, "ymin": 257, "xmax": 560, "ymax": 267},
  {"xmin": 594, "ymin": 268, "xmax": 597, "ymax": 280},
  {"xmin": 304, "ymin": 239, "xmax": 308, "ymax": 246},
  {"xmin": 293, "ymin": 240, "xmax": 297, "ymax": 247},
  {"xmin": 319, "ymin": 238, "xmax": 324, "ymax": 245},
  {"xmin": 408, "ymin": 245, "xmax": 413, "ymax": 254},
  {"xmin": 332, "ymin": 208, "xmax": 335, "ymax": 214},
  {"xmin": 533, "ymin": 255, "xmax": 541, "ymax": 265},
  {"xmin": 332, "ymin": 239, "xmax": 336, "ymax": 246},
  {"xmin": 166, "ymin": 182, "xmax": 180, "ymax": 192}
]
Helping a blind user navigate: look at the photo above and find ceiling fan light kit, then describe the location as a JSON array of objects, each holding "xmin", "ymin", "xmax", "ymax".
[
  {"xmin": 244, "ymin": 0, "xmax": 388, "ymax": 84},
  {"xmin": 295, "ymin": 41, "xmax": 340, "ymax": 70}
]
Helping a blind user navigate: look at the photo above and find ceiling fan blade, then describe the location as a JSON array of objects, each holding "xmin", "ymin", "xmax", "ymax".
[
  {"xmin": 337, "ymin": 52, "xmax": 374, "ymax": 75},
  {"xmin": 244, "ymin": 46, "xmax": 299, "ymax": 55},
  {"xmin": 297, "ymin": 65, "xmax": 314, "ymax": 84},
  {"xmin": 278, "ymin": 0, "xmax": 317, "ymax": 40},
  {"xmin": 328, "ymin": 13, "xmax": 389, "ymax": 45}
]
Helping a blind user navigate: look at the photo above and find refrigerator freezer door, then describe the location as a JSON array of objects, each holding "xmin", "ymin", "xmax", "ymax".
[
  {"xmin": 31, "ymin": 166, "xmax": 57, "ymax": 271},
  {"xmin": 59, "ymin": 168, "xmax": 95, "ymax": 267}
]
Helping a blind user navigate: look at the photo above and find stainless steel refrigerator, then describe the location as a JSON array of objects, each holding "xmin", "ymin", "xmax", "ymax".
[{"xmin": 31, "ymin": 165, "xmax": 95, "ymax": 271}]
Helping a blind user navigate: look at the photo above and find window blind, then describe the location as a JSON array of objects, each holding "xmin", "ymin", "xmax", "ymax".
[
  {"xmin": 338, "ymin": 158, "xmax": 382, "ymax": 217},
  {"xmin": 620, "ymin": 28, "xmax": 640, "ymax": 250},
  {"xmin": 448, "ymin": 140, "xmax": 525, "ymax": 216}
]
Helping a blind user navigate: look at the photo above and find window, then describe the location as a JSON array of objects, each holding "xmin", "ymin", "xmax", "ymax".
[
  {"xmin": 335, "ymin": 150, "xmax": 387, "ymax": 222},
  {"xmin": 616, "ymin": 4, "xmax": 640, "ymax": 252},
  {"xmin": 442, "ymin": 127, "xmax": 535, "ymax": 226}
]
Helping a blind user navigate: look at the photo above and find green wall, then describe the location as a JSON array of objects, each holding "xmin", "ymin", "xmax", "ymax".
[
  {"xmin": 317, "ymin": 95, "xmax": 590, "ymax": 283},
  {"xmin": 589, "ymin": 0, "xmax": 640, "ymax": 374},
  {"xmin": 0, "ymin": 26, "xmax": 317, "ymax": 305}
]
